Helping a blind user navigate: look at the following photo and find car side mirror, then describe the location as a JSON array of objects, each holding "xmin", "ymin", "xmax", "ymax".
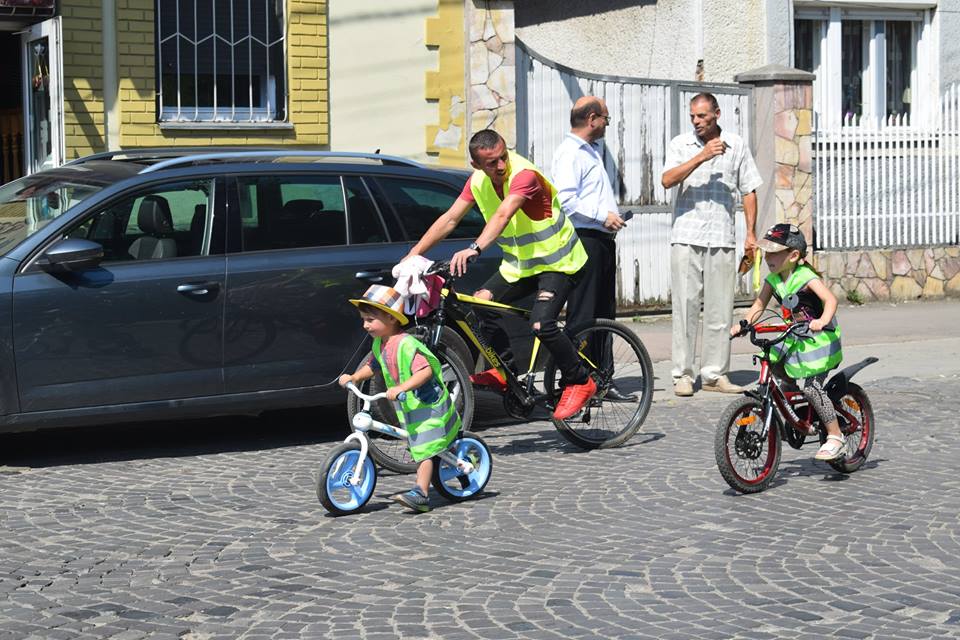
[{"xmin": 36, "ymin": 238, "xmax": 104, "ymax": 272}]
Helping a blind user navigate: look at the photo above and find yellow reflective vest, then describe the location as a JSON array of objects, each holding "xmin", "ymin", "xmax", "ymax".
[{"xmin": 469, "ymin": 151, "xmax": 587, "ymax": 282}]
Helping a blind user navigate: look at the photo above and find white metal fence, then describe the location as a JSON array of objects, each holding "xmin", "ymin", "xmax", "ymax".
[
  {"xmin": 516, "ymin": 42, "xmax": 753, "ymax": 305},
  {"xmin": 814, "ymin": 85, "xmax": 960, "ymax": 250}
]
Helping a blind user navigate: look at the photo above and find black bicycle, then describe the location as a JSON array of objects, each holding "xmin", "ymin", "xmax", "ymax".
[{"xmin": 413, "ymin": 259, "xmax": 654, "ymax": 452}]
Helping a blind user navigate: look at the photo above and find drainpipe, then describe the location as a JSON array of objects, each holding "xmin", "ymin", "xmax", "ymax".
[
  {"xmin": 694, "ymin": 0, "xmax": 704, "ymax": 80},
  {"xmin": 102, "ymin": 0, "xmax": 120, "ymax": 151}
]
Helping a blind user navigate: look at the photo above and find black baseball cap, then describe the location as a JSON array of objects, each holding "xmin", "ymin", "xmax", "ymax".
[{"xmin": 756, "ymin": 223, "xmax": 807, "ymax": 254}]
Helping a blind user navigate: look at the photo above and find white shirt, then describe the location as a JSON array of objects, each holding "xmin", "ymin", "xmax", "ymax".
[
  {"xmin": 550, "ymin": 132, "xmax": 620, "ymax": 234},
  {"xmin": 662, "ymin": 129, "xmax": 762, "ymax": 248}
]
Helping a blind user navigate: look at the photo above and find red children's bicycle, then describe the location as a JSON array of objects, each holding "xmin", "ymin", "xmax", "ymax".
[{"xmin": 715, "ymin": 317, "xmax": 877, "ymax": 494}]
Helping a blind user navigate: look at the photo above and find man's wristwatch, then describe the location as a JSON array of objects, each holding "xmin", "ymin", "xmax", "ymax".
[{"xmin": 468, "ymin": 241, "xmax": 482, "ymax": 256}]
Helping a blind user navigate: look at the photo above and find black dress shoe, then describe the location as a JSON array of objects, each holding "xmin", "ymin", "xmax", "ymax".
[{"xmin": 605, "ymin": 384, "xmax": 637, "ymax": 402}]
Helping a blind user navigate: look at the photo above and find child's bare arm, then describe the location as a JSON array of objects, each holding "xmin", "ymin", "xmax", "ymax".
[
  {"xmin": 385, "ymin": 366, "xmax": 434, "ymax": 401},
  {"xmin": 338, "ymin": 363, "xmax": 374, "ymax": 387},
  {"xmin": 734, "ymin": 283, "xmax": 774, "ymax": 335},
  {"xmin": 806, "ymin": 278, "xmax": 838, "ymax": 331}
]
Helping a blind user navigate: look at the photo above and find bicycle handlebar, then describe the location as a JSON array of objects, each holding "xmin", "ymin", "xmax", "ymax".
[
  {"xmin": 345, "ymin": 381, "xmax": 406, "ymax": 403},
  {"xmin": 730, "ymin": 319, "xmax": 812, "ymax": 350}
]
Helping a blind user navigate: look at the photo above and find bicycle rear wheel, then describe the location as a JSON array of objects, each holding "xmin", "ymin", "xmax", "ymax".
[
  {"xmin": 542, "ymin": 319, "xmax": 654, "ymax": 449},
  {"xmin": 346, "ymin": 347, "xmax": 474, "ymax": 474},
  {"xmin": 823, "ymin": 382, "xmax": 874, "ymax": 474}
]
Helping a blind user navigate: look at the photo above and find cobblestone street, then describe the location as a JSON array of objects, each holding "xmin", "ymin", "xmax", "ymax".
[{"xmin": 1, "ymin": 368, "xmax": 959, "ymax": 639}]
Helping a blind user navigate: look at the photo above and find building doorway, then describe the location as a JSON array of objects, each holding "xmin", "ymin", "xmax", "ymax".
[
  {"xmin": 20, "ymin": 17, "xmax": 63, "ymax": 174},
  {"xmin": 0, "ymin": 29, "xmax": 24, "ymax": 182}
]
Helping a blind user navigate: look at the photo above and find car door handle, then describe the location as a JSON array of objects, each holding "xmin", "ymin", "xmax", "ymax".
[
  {"xmin": 355, "ymin": 269, "xmax": 391, "ymax": 283},
  {"xmin": 177, "ymin": 282, "xmax": 220, "ymax": 296}
]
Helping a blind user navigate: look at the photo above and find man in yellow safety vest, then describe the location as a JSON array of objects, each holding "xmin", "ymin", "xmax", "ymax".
[{"xmin": 406, "ymin": 129, "xmax": 595, "ymax": 420}]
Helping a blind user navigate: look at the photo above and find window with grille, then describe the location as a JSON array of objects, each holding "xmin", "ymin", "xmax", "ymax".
[{"xmin": 156, "ymin": 0, "xmax": 286, "ymax": 123}]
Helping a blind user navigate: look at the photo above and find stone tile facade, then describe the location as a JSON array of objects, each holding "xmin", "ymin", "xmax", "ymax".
[
  {"xmin": 815, "ymin": 247, "xmax": 960, "ymax": 302},
  {"xmin": 467, "ymin": 1, "xmax": 516, "ymax": 149},
  {"xmin": 774, "ymin": 83, "xmax": 814, "ymax": 244}
]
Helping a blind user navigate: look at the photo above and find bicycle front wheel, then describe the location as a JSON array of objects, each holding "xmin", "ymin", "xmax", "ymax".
[
  {"xmin": 542, "ymin": 319, "xmax": 654, "ymax": 449},
  {"xmin": 345, "ymin": 348, "xmax": 474, "ymax": 474},
  {"xmin": 714, "ymin": 396, "xmax": 781, "ymax": 494},
  {"xmin": 317, "ymin": 441, "xmax": 377, "ymax": 516}
]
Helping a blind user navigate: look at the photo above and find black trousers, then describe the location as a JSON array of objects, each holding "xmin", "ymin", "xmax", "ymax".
[
  {"xmin": 564, "ymin": 230, "xmax": 617, "ymax": 374},
  {"xmin": 478, "ymin": 269, "xmax": 588, "ymax": 385},
  {"xmin": 564, "ymin": 230, "xmax": 617, "ymax": 329}
]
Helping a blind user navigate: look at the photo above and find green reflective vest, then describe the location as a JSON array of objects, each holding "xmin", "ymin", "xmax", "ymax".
[
  {"xmin": 372, "ymin": 335, "xmax": 460, "ymax": 461},
  {"xmin": 766, "ymin": 264, "xmax": 843, "ymax": 379},
  {"xmin": 469, "ymin": 150, "xmax": 587, "ymax": 283}
]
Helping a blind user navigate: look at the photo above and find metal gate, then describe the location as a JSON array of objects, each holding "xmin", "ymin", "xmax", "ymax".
[{"xmin": 516, "ymin": 42, "xmax": 754, "ymax": 306}]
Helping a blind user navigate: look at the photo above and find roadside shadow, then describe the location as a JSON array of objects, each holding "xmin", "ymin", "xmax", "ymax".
[
  {"xmin": 721, "ymin": 456, "xmax": 885, "ymax": 495},
  {"xmin": 0, "ymin": 405, "xmax": 352, "ymax": 469},
  {"xmin": 727, "ymin": 370, "xmax": 759, "ymax": 387}
]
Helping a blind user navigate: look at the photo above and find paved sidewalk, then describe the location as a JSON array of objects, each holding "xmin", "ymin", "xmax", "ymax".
[
  {"xmin": 0, "ymin": 300, "xmax": 958, "ymax": 639},
  {"xmin": 626, "ymin": 298, "xmax": 960, "ymax": 402}
]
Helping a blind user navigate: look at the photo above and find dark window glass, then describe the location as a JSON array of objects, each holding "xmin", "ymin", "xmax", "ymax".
[
  {"xmin": 794, "ymin": 19, "xmax": 816, "ymax": 72},
  {"xmin": 344, "ymin": 176, "xmax": 390, "ymax": 244},
  {"xmin": 234, "ymin": 176, "xmax": 347, "ymax": 251},
  {"xmin": 68, "ymin": 179, "xmax": 216, "ymax": 261},
  {"xmin": 841, "ymin": 20, "xmax": 866, "ymax": 120},
  {"xmin": 886, "ymin": 21, "xmax": 913, "ymax": 118},
  {"xmin": 374, "ymin": 177, "xmax": 486, "ymax": 240}
]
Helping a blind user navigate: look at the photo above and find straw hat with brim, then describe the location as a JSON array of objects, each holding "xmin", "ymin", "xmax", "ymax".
[
  {"xmin": 349, "ymin": 284, "xmax": 409, "ymax": 326},
  {"xmin": 756, "ymin": 222, "xmax": 808, "ymax": 254}
]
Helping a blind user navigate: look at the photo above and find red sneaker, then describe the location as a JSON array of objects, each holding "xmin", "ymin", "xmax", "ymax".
[
  {"xmin": 553, "ymin": 376, "xmax": 597, "ymax": 420},
  {"xmin": 470, "ymin": 367, "xmax": 507, "ymax": 391}
]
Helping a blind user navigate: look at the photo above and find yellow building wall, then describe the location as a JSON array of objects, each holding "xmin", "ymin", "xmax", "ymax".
[
  {"xmin": 60, "ymin": 0, "xmax": 330, "ymax": 160},
  {"xmin": 425, "ymin": 0, "xmax": 466, "ymax": 167},
  {"xmin": 61, "ymin": 0, "xmax": 105, "ymax": 159}
]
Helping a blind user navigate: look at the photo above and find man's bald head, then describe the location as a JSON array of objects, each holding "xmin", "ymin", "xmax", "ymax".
[{"xmin": 570, "ymin": 97, "xmax": 605, "ymax": 128}]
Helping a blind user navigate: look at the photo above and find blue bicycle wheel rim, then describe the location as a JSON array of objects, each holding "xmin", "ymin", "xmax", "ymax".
[
  {"xmin": 326, "ymin": 450, "xmax": 376, "ymax": 511},
  {"xmin": 437, "ymin": 437, "xmax": 491, "ymax": 497}
]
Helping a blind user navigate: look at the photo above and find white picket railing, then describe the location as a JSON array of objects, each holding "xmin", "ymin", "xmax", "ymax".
[{"xmin": 814, "ymin": 85, "xmax": 960, "ymax": 250}]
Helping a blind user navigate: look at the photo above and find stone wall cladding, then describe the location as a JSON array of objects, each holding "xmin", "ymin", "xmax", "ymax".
[
  {"xmin": 774, "ymin": 82, "xmax": 814, "ymax": 242},
  {"xmin": 815, "ymin": 247, "xmax": 960, "ymax": 302},
  {"xmin": 109, "ymin": 0, "xmax": 328, "ymax": 153},
  {"xmin": 467, "ymin": 1, "xmax": 515, "ymax": 149}
]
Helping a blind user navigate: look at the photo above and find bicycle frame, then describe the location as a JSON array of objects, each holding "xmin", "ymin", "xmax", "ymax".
[
  {"xmin": 415, "ymin": 275, "xmax": 547, "ymax": 406},
  {"xmin": 343, "ymin": 383, "xmax": 474, "ymax": 485},
  {"xmin": 747, "ymin": 324, "xmax": 815, "ymax": 448}
]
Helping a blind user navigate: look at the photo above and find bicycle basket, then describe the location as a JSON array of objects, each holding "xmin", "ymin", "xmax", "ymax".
[{"xmin": 402, "ymin": 273, "xmax": 445, "ymax": 318}]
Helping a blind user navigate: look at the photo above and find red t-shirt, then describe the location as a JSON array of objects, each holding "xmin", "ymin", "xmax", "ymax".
[
  {"xmin": 366, "ymin": 334, "xmax": 430, "ymax": 383},
  {"xmin": 459, "ymin": 169, "xmax": 552, "ymax": 221}
]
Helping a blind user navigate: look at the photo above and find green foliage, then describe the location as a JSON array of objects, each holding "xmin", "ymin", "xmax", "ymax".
[{"xmin": 846, "ymin": 289, "xmax": 865, "ymax": 306}]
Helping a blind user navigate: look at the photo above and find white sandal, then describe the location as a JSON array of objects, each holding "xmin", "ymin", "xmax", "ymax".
[{"xmin": 815, "ymin": 435, "xmax": 845, "ymax": 461}]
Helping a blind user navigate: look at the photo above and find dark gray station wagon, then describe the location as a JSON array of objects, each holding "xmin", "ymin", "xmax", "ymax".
[{"xmin": 0, "ymin": 150, "xmax": 499, "ymax": 433}]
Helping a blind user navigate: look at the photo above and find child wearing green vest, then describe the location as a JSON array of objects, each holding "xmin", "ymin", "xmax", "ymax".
[
  {"xmin": 736, "ymin": 224, "xmax": 845, "ymax": 461},
  {"xmin": 339, "ymin": 285, "xmax": 460, "ymax": 513}
]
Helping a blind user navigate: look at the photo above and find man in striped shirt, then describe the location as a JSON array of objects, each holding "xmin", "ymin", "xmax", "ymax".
[{"xmin": 662, "ymin": 92, "xmax": 762, "ymax": 397}]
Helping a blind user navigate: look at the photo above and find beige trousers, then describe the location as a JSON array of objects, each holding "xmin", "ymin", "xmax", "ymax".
[{"xmin": 670, "ymin": 243, "xmax": 736, "ymax": 384}]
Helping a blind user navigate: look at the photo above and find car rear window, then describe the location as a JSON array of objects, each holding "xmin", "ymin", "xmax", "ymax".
[{"xmin": 373, "ymin": 176, "xmax": 486, "ymax": 240}]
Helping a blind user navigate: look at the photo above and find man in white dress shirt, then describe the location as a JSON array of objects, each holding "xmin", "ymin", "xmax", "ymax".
[
  {"xmin": 661, "ymin": 92, "xmax": 762, "ymax": 397},
  {"xmin": 551, "ymin": 96, "xmax": 633, "ymax": 401}
]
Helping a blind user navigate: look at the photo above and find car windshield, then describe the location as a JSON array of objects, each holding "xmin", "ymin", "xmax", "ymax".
[{"xmin": 0, "ymin": 161, "xmax": 142, "ymax": 253}]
